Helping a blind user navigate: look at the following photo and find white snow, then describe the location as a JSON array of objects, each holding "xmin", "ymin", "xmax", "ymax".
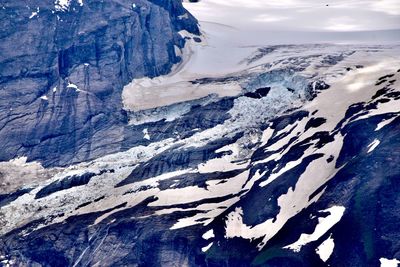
[
  {"xmin": 0, "ymin": 156, "xmax": 51, "ymax": 195},
  {"xmin": 10, "ymin": 156, "xmax": 29, "ymax": 165},
  {"xmin": 260, "ymin": 126, "xmax": 274, "ymax": 146},
  {"xmin": 29, "ymin": 7, "xmax": 39, "ymax": 19},
  {"xmin": 178, "ymin": 13, "xmax": 189, "ymax": 20},
  {"xmin": 259, "ymin": 156, "xmax": 303, "ymax": 187},
  {"xmin": 67, "ymin": 82, "xmax": 80, "ymax": 91},
  {"xmin": 380, "ymin": 258, "xmax": 400, "ymax": 267},
  {"xmin": 198, "ymin": 143, "xmax": 248, "ymax": 173},
  {"xmin": 168, "ymin": 197, "xmax": 240, "ymax": 230},
  {"xmin": 202, "ymin": 242, "xmax": 213, "ymax": 252},
  {"xmin": 55, "ymin": 0, "xmax": 83, "ymax": 11},
  {"xmin": 224, "ymin": 207, "xmax": 249, "ymax": 239},
  {"xmin": 124, "ymin": 50, "xmax": 400, "ymax": 244},
  {"xmin": 143, "ymin": 128, "xmax": 150, "ymax": 140},
  {"xmin": 149, "ymin": 170, "xmax": 249, "ymax": 207},
  {"xmin": 376, "ymin": 116, "xmax": 398, "ymax": 131},
  {"xmin": 367, "ymin": 139, "xmax": 380, "ymax": 153},
  {"xmin": 315, "ymin": 235, "xmax": 335, "ymax": 262},
  {"xmin": 122, "ymin": 74, "xmax": 241, "ymax": 111},
  {"xmin": 183, "ymin": 0, "xmax": 400, "ymax": 35},
  {"xmin": 284, "ymin": 206, "xmax": 345, "ymax": 252},
  {"xmin": 55, "ymin": 0, "xmax": 70, "ymax": 11},
  {"xmin": 202, "ymin": 229, "xmax": 215, "ymax": 240}
]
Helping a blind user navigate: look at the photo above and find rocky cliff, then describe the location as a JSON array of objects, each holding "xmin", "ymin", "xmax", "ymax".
[{"xmin": 0, "ymin": 0, "xmax": 199, "ymax": 167}]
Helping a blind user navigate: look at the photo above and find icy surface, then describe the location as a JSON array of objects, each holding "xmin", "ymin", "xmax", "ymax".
[
  {"xmin": 380, "ymin": 258, "xmax": 400, "ymax": 267},
  {"xmin": 184, "ymin": 0, "xmax": 400, "ymax": 35},
  {"xmin": 55, "ymin": 0, "xmax": 83, "ymax": 11},
  {"xmin": 368, "ymin": 139, "xmax": 381, "ymax": 153},
  {"xmin": 316, "ymin": 235, "xmax": 335, "ymax": 262}
]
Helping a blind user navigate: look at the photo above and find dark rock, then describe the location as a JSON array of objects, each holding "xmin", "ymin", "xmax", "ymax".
[
  {"xmin": 304, "ymin": 117, "xmax": 327, "ymax": 132},
  {"xmin": 244, "ymin": 87, "xmax": 271, "ymax": 99},
  {"xmin": 378, "ymin": 74, "xmax": 394, "ymax": 80},
  {"xmin": 193, "ymin": 37, "xmax": 202, "ymax": 43},
  {"xmin": 35, "ymin": 172, "xmax": 97, "ymax": 199},
  {"xmin": 0, "ymin": 187, "xmax": 33, "ymax": 207},
  {"xmin": 372, "ymin": 88, "xmax": 390, "ymax": 99},
  {"xmin": 286, "ymin": 87, "xmax": 295, "ymax": 93},
  {"xmin": 376, "ymin": 79, "xmax": 387, "ymax": 86},
  {"xmin": 326, "ymin": 155, "xmax": 334, "ymax": 163}
]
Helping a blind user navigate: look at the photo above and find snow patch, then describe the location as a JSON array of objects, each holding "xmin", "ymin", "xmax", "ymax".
[
  {"xmin": 0, "ymin": 156, "xmax": 50, "ymax": 196},
  {"xmin": 29, "ymin": 7, "xmax": 39, "ymax": 19},
  {"xmin": 198, "ymin": 143, "xmax": 248, "ymax": 173},
  {"xmin": 55, "ymin": 0, "xmax": 83, "ymax": 11},
  {"xmin": 202, "ymin": 229, "xmax": 215, "ymax": 240},
  {"xmin": 284, "ymin": 206, "xmax": 345, "ymax": 252},
  {"xmin": 367, "ymin": 139, "xmax": 380, "ymax": 153},
  {"xmin": 10, "ymin": 156, "xmax": 29, "ymax": 165},
  {"xmin": 380, "ymin": 258, "xmax": 400, "ymax": 267},
  {"xmin": 376, "ymin": 116, "xmax": 397, "ymax": 131},
  {"xmin": 143, "ymin": 128, "xmax": 150, "ymax": 140},
  {"xmin": 67, "ymin": 82, "xmax": 80, "ymax": 92},
  {"xmin": 178, "ymin": 13, "xmax": 189, "ymax": 20},
  {"xmin": 202, "ymin": 242, "xmax": 213, "ymax": 252},
  {"xmin": 316, "ymin": 235, "xmax": 335, "ymax": 262},
  {"xmin": 225, "ymin": 207, "xmax": 250, "ymax": 239}
]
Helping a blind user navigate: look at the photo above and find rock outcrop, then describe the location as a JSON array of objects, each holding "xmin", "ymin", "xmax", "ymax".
[{"xmin": 0, "ymin": 0, "xmax": 199, "ymax": 166}]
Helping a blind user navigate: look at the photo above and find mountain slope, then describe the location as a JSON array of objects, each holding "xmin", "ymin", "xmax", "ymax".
[
  {"xmin": 0, "ymin": 0, "xmax": 199, "ymax": 167},
  {"xmin": 0, "ymin": 1, "xmax": 400, "ymax": 267}
]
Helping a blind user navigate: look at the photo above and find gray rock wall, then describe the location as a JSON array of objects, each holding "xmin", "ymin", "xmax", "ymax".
[{"xmin": 0, "ymin": 0, "xmax": 199, "ymax": 166}]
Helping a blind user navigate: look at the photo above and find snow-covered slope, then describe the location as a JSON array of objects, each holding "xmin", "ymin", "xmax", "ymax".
[{"xmin": 1, "ymin": 0, "xmax": 400, "ymax": 266}]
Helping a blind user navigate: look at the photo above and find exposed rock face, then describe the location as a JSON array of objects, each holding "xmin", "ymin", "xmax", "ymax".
[{"xmin": 0, "ymin": 0, "xmax": 199, "ymax": 166}]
